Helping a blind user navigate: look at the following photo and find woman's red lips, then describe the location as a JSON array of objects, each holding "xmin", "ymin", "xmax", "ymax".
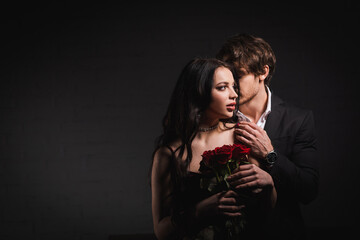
[
  {"xmin": 226, "ymin": 102, "xmax": 236, "ymax": 107},
  {"xmin": 226, "ymin": 102, "xmax": 236, "ymax": 110}
]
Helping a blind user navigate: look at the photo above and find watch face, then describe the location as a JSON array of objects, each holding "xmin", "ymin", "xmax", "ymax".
[{"xmin": 266, "ymin": 152, "xmax": 277, "ymax": 164}]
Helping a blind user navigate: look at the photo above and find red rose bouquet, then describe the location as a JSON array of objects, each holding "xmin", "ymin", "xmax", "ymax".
[{"xmin": 198, "ymin": 143, "xmax": 251, "ymax": 239}]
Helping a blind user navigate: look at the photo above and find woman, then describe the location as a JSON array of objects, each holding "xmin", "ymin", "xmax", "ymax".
[{"xmin": 151, "ymin": 58, "xmax": 276, "ymax": 239}]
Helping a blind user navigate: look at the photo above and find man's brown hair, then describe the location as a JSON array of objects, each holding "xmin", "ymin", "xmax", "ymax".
[{"xmin": 216, "ymin": 33, "xmax": 276, "ymax": 86}]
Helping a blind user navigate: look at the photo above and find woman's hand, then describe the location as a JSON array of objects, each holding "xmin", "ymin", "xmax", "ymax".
[{"xmin": 195, "ymin": 190, "xmax": 245, "ymax": 218}]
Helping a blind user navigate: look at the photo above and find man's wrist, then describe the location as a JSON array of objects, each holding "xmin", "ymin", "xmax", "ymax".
[{"xmin": 262, "ymin": 148, "xmax": 273, "ymax": 159}]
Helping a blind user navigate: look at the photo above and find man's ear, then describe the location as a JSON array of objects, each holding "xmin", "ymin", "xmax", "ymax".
[{"xmin": 259, "ymin": 65, "xmax": 269, "ymax": 81}]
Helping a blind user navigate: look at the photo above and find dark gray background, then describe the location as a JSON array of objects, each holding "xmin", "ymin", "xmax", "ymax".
[{"xmin": 1, "ymin": 2, "xmax": 359, "ymax": 239}]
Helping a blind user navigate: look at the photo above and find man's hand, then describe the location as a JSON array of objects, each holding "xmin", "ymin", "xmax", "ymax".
[
  {"xmin": 235, "ymin": 121, "xmax": 273, "ymax": 159},
  {"xmin": 226, "ymin": 163, "xmax": 274, "ymax": 193}
]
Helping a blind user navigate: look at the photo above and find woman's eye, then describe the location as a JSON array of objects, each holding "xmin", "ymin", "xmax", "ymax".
[{"xmin": 217, "ymin": 86, "xmax": 226, "ymax": 91}]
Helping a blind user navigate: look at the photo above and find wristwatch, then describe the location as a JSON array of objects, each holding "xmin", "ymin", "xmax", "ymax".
[{"xmin": 265, "ymin": 150, "xmax": 278, "ymax": 167}]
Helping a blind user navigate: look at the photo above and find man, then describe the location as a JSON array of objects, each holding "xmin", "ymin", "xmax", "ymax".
[{"xmin": 217, "ymin": 33, "xmax": 319, "ymax": 239}]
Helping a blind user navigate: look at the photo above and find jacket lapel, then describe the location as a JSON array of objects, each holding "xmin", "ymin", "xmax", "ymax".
[{"xmin": 264, "ymin": 94, "xmax": 284, "ymax": 140}]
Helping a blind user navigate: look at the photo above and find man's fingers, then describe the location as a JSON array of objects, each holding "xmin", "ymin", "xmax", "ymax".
[
  {"xmin": 235, "ymin": 135, "xmax": 251, "ymax": 146},
  {"xmin": 229, "ymin": 175, "xmax": 257, "ymax": 187},
  {"xmin": 238, "ymin": 121, "xmax": 269, "ymax": 137},
  {"xmin": 238, "ymin": 121, "xmax": 260, "ymax": 131},
  {"xmin": 235, "ymin": 179, "xmax": 261, "ymax": 189},
  {"xmin": 227, "ymin": 169, "xmax": 255, "ymax": 182},
  {"xmin": 235, "ymin": 128, "xmax": 256, "ymax": 139},
  {"xmin": 227, "ymin": 164, "xmax": 257, "ymax": 180}
]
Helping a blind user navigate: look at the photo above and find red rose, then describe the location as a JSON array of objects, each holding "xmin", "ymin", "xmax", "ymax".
[
  {"xmin": 231, "ymin": 143, "xmax": 251, "ymax": 160},
  {"xmin": 214, "ymin": 144, "xmax": 233, "ymax": 164},
  {"xmin": 201, "ymin": 149, "xmax": 215, "ymax": 167}
]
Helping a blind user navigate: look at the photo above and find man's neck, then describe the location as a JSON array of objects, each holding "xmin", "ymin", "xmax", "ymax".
[{"xmin": 239, "ymin": 85, "xmax": 268, "ymax": 123}]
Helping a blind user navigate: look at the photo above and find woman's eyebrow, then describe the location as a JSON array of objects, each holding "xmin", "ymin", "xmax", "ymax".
[{"xmin": 215, "ymin": 81, "xmax": 230, "ymax": 86}]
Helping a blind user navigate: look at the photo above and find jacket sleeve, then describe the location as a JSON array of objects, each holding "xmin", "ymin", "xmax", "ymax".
[{"xmin": 270, "ymin": 110, "xmax": 319, "ymax": 204}]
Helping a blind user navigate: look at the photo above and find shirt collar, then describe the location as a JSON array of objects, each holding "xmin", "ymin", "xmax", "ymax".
[
  {"xmin": 236, "ymin": 85, "xmax": 272, "ymax": 123},
  {"xmin": 262, "ymin": 85, "xmax": 272, "ymax": 121}
]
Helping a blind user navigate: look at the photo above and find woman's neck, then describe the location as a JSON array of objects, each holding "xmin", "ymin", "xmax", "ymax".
[
  {"xmin": 197, "ymin": 116, "xmax": 220, "ymax": 139},
  {"xmin": 199, "ymin": 114, "xmax": 220, "ymax": 129},
  {"xmin": 199, "ymin": 119, "xmax": 219, "ymax": 130}
]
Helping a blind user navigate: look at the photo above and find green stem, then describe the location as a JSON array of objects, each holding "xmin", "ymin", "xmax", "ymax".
[
  {"xmin": 227, "ymin": 162, "xmax": 232, "ymax": 174},
  {"xmin": 214, "ymin": 170, "xmax": 221, "ymax": 183}
]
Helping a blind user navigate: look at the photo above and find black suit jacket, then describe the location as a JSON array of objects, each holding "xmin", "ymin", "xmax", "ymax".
[{"xmin": 260, "ymin": 94, "xmax": 319, "ymax": 239}]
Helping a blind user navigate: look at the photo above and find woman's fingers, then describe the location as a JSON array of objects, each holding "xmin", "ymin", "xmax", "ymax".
[
  {"xmin": 219, "ymin": 204, "xmax": 245, "ymax": 212},
  {"xmin": 222, "ymin": 190, "xmax": 238, "ymax": 198},
  {"xmin": 219, "ymin": 204, "xmax": 245, "ymax": 217},
  {"xmin": 219, "ymin": 196, "xmax": 237, "ymax": 205},
  {"xmin": 217, "ymin": 190, "xmax": 245, "ymax": 216}
]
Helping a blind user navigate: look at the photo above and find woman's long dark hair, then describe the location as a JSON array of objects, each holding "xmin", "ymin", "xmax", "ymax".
[{"xmin": 151, "ymin": 57, "xmax": 237, "ymax": 188}]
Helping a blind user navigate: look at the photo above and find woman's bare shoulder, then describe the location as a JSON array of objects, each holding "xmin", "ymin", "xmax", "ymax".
[
  {"xmin": 153, "ymin": 146, "xmax": 172, "ymax": 165},
  {"xmin": 153, "ymin": 140, "xmax": 181, "ymax": 167}
]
